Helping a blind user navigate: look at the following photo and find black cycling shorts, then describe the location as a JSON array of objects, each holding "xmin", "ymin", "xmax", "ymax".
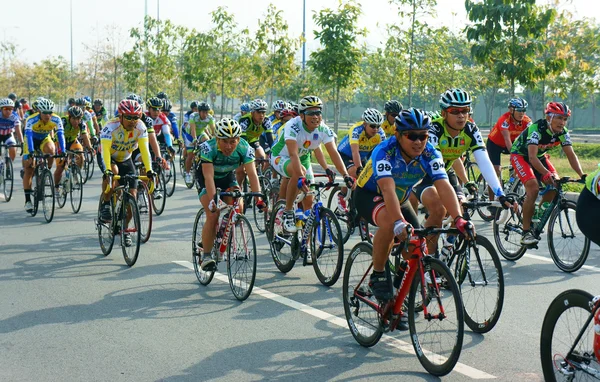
[
  {"xmin": 113, "ymin": 157, "xmax": 137, "ymax": 189},
  {"xmin": 413, "ymin": 171, "xmax": 462, "ymax": 203},
  {"xmin": 353, "ymin": 186, "xmax": 420, "ymax": 228},
  {"xmin": 340, "ymin": 152, "xmax": 355, "ymax": 169},
  {"xmin": 486, "ymin": 139, "xmax": 510, "ymax": 166},
  {"xmin": 576, "ymin": 187, "xmax": 600, "ymax": 247}
]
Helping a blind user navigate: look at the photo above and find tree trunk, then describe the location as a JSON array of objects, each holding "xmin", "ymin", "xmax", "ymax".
[
  {"xmin": 407, "ymin": 0, "xmax": 416, "ymax": 107},
  {"xmin": 334, "ymin": 85, "xmax": 340, "ymax": 132}
]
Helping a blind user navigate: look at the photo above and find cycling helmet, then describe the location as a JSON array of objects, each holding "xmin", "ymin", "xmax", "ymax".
[
  {"xmin": 84, "ymin": 101, "xmax": 92, "ymax": 109},
  {"xmin": 298, "ymin": 96, "xmax": 323, "ymax": 112},
  {"xmin": 156, "ymin": 91, "xmax": 168, "ymax": 100},
  {"xmin": 289, "ymin": 102, "xmax": 299, "ymax": 114},
  {"xmin": 215, "ymin": 118, "xmax": 242, "ymax": 139},
  {"xmin": 162, "ymin": 98, "xmax": 172, "ymax": 111},
  {"xmin": 67, "ymin": 97, "xmax": 76, "ymax": 105},
  {"xmin": 126, "ymin": 93, "xmax": 143, "ymax": 104},
  {"xmin": 19, "ymin": 98, "xmax": 27, "ymax": 104},
  {"xmin": 32, "ymin": 100, "xmax": 40, "ymax": 111},
  {"xmin": 250, "ymin": 99, "xmax": 268, "ymax": 112},
  {"xmin": 508, "ymin": 98, "xmax": 528, "ymax": 109},
  {"xmin": 93, "ymin": 99, "xmax": 103, "ymax": 106},
  {"xmin": 198, "ymin": 102, "xmax": 211, "ymax": 111},
  {"xmin": 427, "ymin": 110, "xmax": 442, "ymax": 120},
  {"xmin": 281, "ymin": 109, "xmax": 298, "ymax": 119},
  {"xmin": 439, "ymin": 88, "xmax": 472, "ymax": 109},
  {"xmin": 384, "ymin": 100, "xmax": 403, "ymax": 114},
  {"xmin": 37, "ymin": 98, "xmax": 55, "ymax": 113},
  {"xmin": 395, "ymin": 108, "xmax": 431, "ymax": 132},
  {"xmin": 362, "ymin": 108, "xmax": 384, "ymax": 125},
  {"xmin": 240, "ymin": 102, "xmax": 251, "ymax": 113},
  {"xmin": 7, "ymin": 93, "xmax": 16, "ymax": 100},
  {"xmin": 0, "ymin": 98, "xmax": 15, "ymax": 108},
  {"xmin": 146, "ymin": 97, "xmax": 163, "ymax": 109},
  {"xmin": 83, "ymin": 96, "xmax": 92, "ymax": 103},
  {"xmin": 272, "ymin": 100, "xmax": 287, "ymax": 112},
  {"xmin": 67, "ymin": 106, "xmax": 84, "ymax": 118},
  {"xmin": 545, "ymin": 101, "xmax": 571, "ymax": 116},
  {"xmin": 190, "ymin": 101, "xmax": 199, "ymax": 109},
  {"xmin": 118, "ymin": 99, "xmax": 143, "ymax": 115}
]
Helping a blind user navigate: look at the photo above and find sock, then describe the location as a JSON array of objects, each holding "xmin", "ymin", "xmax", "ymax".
[{"xmin": 24, "ymin": 189, "xmax": 31, "ymax": 203}]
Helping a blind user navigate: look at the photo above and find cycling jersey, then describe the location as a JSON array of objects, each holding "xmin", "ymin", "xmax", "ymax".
[
  {"xmin": 270, "ymin": 116, "xmax": 335, "ymax": 159},
  {"xmin": 166, "ymin": 111, "xmax": 179, "ymax": 139},
  {"xmin": 586, "ymin": 164, "xmax": 600, "ymax": 199},
  {"xmin": 100, "ymin": 119, "xmax": 151, "ymax": 171},
  {"xmin": 187, "ymin": 112, "xmax": 214, "ymax": 137},
  {"xmin": 510, "ymin": 119, "xmax": 572, "ymax": 160},
  {"xmin": 93, "ymin": 107, "xmax": 108, "ymax": 125},
  {"xmin": 337, "ymin": 121, "xmax": 386, "ymax": 161},
  {"xmin": 428, "ymin": 117, "xmax": 486, "ymax": 169},
  {"xmin": 381, "ymin": 119, "xmax": 395, "ymax": 136},
  {"xmin": 146, "ymin": 111, "xmax": 172, "ymax": 147},
  {"xmin": 0, "ymin": 112, "xmax": 20, "ymax": 136},
  {"xmin": 488, "ymin": 112, "xmax": 532, "ymax": 148},
  {"xmin": 357, "ymin": 137, "xmax": 447, "ymax": 203},
  {"xmin": 60, "ymin": 117, "xmax": 87, "ymax": 143},
  {"xmin": 239, "ymin": 114, "xmax": 272, "ymax": 143},
  {"xmin": 82, "ymin": 110, "xmax": 95, "ymax": 137},
  {"xmin": 267, "ymin": 112, "xmax": 277, "ymax": 124},
  {"xmin": 25, "ymin": 112, "xmax": 65, "ymax": 153},
  {"xmin": 232, "ymin": 112, "xmax": 242, "ymax": 122},
  {"xmin": 198, "ymin": 137, "xmax": 255, "ymax": 179}
]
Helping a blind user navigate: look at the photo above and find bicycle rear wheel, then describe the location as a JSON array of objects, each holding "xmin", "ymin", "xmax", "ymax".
[
  {"xmin": 312, "ymin": 207, "xmax": 344, "ymax": 286},
  {"xmin": 97, "ymin": 196, "xmax": 115, "ymax": 256},
  {"xmin": 151, "ymin": 169, "xmax": 167, "ymax": 216},
  {"xmin": 326, "ymin": 186, "xmax": 353, "ymax": 244},
  {"xmin": 2, "ymin": 157, "xmax": 13, "ymax": 202},
  {"xmin": 540, "ymin": 289, "xmax": 597, "ymax": 382},
  {"xmin": 165, "ymin": 157, "xmax": 176, "ymax": 197},
  {"xmin": 69, "ymin": 166, "xmax": 83, "ymax": 213},
  {"xmin": 121, "ymin": 194, "xmax": 141, "ymax": 266},
  {"xmin": 252, "ymin": 176, "xmax": 270, "ymax": 233},
  {"xmin": 342, "ymin": 242, "xmax": 383, "ymax": 347},
  {"xmin": 41, "ymin": 169, "xmax": 55, "ymax": 223},
  {"xmin": 31, "ymin": 172, "xmax": 40, "ymax": 217},
  {"xmin": 408, "ymin": 257, "xmax": 464, "ymax": 376},
  {"xmin": 56, "ymin": 177, "xmax": 67, "ymax": 209},
  {"xmin": 548, "ymin": 201, "xmax": 590, "ymax": 273},
  {"xmin": 192, "ymin": 207, "xmax": 215, "ymax": 285},
  {"xmin": 137, "ymin": 181, "xmax": 153, "ymax": 243},
  {"xmin": 227, "ymin": 214, "xmax": 257, "ymax": 301},
  {"xmin": 466, "ymin": 163, "xmax": 494, "ymax": 222},
  {"xmin": 493, "ymin": 193, "xmax": 527, "ymax": 261},
  {"xmin": 268, "ymin": 200, "xmax": 296, "ymax": 273}
]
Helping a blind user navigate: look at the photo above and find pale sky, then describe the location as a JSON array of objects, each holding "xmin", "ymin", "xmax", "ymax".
[{"xmin": 2, "ymin": 0, "xmax": 594, "ymax": 65}]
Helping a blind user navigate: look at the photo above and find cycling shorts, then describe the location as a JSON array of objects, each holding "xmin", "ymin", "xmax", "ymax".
[{"xmin": 510, "ymin": 153, "xmax": 556, "ymax": 185}]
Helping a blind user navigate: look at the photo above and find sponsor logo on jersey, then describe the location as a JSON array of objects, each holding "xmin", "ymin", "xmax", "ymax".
[
  {"xmin": 303, "ymin": 140, "xmax": 311, "ymax": 148},
  {"xmin": 274, "ymin": 156, "xmax": 281, "ymax": 165},
  {"xmin": 313, "ymin": 133, "xmax": 319, "ymax": 140},
  {"xmin": 441, "ymin": 140, "xmax": 447, "ymax": 145}
]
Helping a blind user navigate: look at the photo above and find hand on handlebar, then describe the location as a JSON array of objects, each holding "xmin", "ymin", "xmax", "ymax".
[{"xmin": 454, "ymin": 216, "xmax": 475, "ymax": 240}]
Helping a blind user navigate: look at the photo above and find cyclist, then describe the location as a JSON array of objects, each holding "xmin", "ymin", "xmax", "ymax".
[
  {"xmin": 236, "ymin": 99, "xmax": 273, "ymax": 185},
  {"xmin": 272, "ymin": 108, "xmax": 298, "ymax": 143},
  {"xmin": 183, "ymin": 102, "xmax": 215, "ymax": 184},
  {"xmin": 0, "ymin": 98, "xmax": 23, "ymax": 162},
  {"xmin": 156, "ymin": 91, "xmax": 168, "ymax": 100},
  {"xmin": 64, "ymin": 98, "xmax": 76, "ymax": 115},
  {"xmin": 267, "ymin": 100, "xmax": 288, "ymax": 124},
  {"xmin": 355, "ymin": 107, "xmax": 471, "ymax": 302},
  {"xmin": 233, "ymin": 102, "xmax": 250, "ymax": 122},
  {"xmin": 75, "ymin": 98, "xmax": 98, "ymax": 140},
  {"xmin": 270, "ymin": 95, "xmax": 354, "ymax": 234},
  {"xmin": 92, "ymin": 99, "xmax": 108, "ymax": 129},
  {"xmin": 196, "ymin": 118, "xmax": 265, "ymax": 271},
  {"xmin": 162, "ymin": 98, "xmax": 180, "ymax": 147},
  {"xmin": 510, "ymin": 101, "xmax": 586, "ymax": 246},
  {"xmin": 146, "ymin": 97, "xmax": 175, "ymax": 156},
  {"xmin": 577, "ymin": 164, "xmax": 600, "ymax": 246},
  {"xmin": 8, "ymin": 93, "xmax": 23, "ymax": 120},
  {"xmin": 53, "ymin": 106, "xmax": 93, "ymax": 196},
  {"xmin": 99, "ymin": 99, "xmax": 154, "ymax": 246},
  {"xmin": 20, "ymin": 98, "xmax": 30, "ymax": 113},
  {"xmin": 22, "ymin": 98, "xmax": 65, "ymax": 212},
  {"xmin": 381, "ymin": 100, "xmax": 402, "ymax": 136}
]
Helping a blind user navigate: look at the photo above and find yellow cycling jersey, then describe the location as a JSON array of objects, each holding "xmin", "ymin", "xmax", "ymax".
[
  {"xmin": 100, "ymin": 119, "xmax": 151, "ymax": 171},
  {"xmin": 382, "ymin": 120, "xmax": 395, "ymax": 136},
  {"xmin": 25, "ymin": 112, "xmax": 63, "ymax": 136}
]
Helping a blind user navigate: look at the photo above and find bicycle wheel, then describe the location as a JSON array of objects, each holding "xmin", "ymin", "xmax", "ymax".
[
  {"xmin": 312, "ymin": 207, "xmax": 344, "ymax": 286},
  {"xmin": 137, "ymin": 181, "xmax": 153, "ymax": 243},
  {"xmin": 97, "ymin": 196, "xmax": 115, "ymax": 256},
  {"xmin": 41, "ymin": 169, "xmax": 55, "ymax": 223},
  {"xmin": 548, "ymin": 201, "xmax": 591, "ymax": 273},
  {"xmin": 165, "ymin": 157, "xmax": 176, "ymax": 197},
  {"xmin": 69, "ymin": 166, "xmax": 83, "ymax": 214},
  {"xmin": 326, "ymin": 186, "xmax": 353, "ymax": 244},
  {"xmin": 493, "ymin": 193, "xmax": 527, "ymax": 261},
  {"xmin": 408, "ymin": 257, "xmax": 464, "ymax": 376},
  {"xmin": 121, "ymin": 193, "xmax": 141, "ymax": 267},
  {"xmin": 192, "ymin": 207, "xmax": 215, "ymax": 285},
  {"xmin": 87, "ymin": 150, "xmax": 95, "ymax": 180},
  {"xmin": 466, "ymin": 163, "xmax": 494, "ymax": 222},
  {"xmin": 268, "ymin": 199, "xmax": 296, "ymax": 273},
  {"xmin": 56, "ymin": 177, "xmax": 67, "ymax": 209},
  {"xmin": 342, "ymin": 242, "xmax": 383, "ymax": 347},
  {"xmin": 151, "ymin": 169, "xmax": 167, "ymax": 216},
  {"xmin": 252, "ymin": 176, "xmax": 270, "ymax": 233},
  {"xmin": 2, "ymin": 157, "xmax": 13, "ymax": 202},
  {"xmin": 82, "ymin": 151, "xmax": 91, "ymax": 184},
  {"xmin": 540, "ymin": 289, "xmax": 597, "ymax": 382},
  {"xmin": 227, "ymin": 214, "xmax": 257, "ymax": 301},
  {"xmin": 455, "ymin": 235, "xmax": 504, "ymax": 333},
  {"xmin": 31, "ymin": 172, "xmax": 40, "ymax": 217}
]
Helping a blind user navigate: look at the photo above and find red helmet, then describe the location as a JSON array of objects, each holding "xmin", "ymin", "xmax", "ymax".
[
  {"xmin": 118, "ymin": 99, "xmax": 142, "ymax": 116},
  {"xmin": 281, "ymin": 109, "xmax": 298, "ymax": 119},
  {"xmin": 545, "ymin": 102, "xmax": 571, "ymax": 117}
]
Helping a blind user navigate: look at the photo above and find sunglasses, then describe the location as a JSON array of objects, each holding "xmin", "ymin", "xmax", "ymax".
[
  {"xmin": 514, "ymin": 108, "xmax": 527, "ymax": 112},
  {"xmin": 304, "ymin": 110, "xmax": 322, "ymax": 116},
  {"xmin": 123, "ymin": 115, "xmax": 140, "ymax": 121},
  {"xmin": 389, "ymin": 113, "xmax": 399, "ymax": 117},
  {"xmin": 41, "ymin": 111, "xmax": 53, "ymax": 115},
  {"xmin": 1, "ymin": 107, "xmax": 13, "ymax": 111},
  {"xmin": 446, "ymin": 108, "xmax": 470, "ymax": 116},
  {"xmin": 369, "ymin": 124, "xmax": 381, "ymax": 129},
  {"xmin": 403, "ymin": 132, "xmax": 429, "ymax": 142},
  {"xmin": 148, "ymin": 107, "xmax": 161, "ymax": 112}
]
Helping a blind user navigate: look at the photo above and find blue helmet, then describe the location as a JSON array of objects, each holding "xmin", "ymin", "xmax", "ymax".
[
  {"xmin": 395, "ymin": 108, "xmax": 431, "ymax": 132},
  {"xmin": 508, "ymin": 98, "xmax": 528, "ymax": 110},
  {"xmin": 240, "ymin": 102, "xmax": 251, "ymax": 113},
  {"xmin": 83, "ymin": 96, "xmax": 92, "ymax": 103}
]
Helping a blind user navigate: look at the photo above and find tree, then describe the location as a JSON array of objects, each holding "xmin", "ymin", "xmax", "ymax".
[
  {"xmin": 465, "ymin": 0, "xmax": 565, "ymax": 97},
  {"xmin": 310, "ymin": 1, "xmax": 365, "ymax": 131}
]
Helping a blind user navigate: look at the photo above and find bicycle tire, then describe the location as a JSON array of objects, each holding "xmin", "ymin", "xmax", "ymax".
[
  {"xmin": 268, "ymin": 199, "xmax": 296, "ymax": 273},
  {"xmin": 408, "ymin": 257, "xmax": 464, "ymax": 376},
  {"xmin": 82, "ymin": 151, "xmax": 91, "ymax": 184},
  {"xmin": 56, "ymin": 177, "xmax": 67, "ymax": 209},
  {"xmin": 165, "ymin": 157, "xmax": 176, "ymax": 197},
  {"xmin": 325, "ymin": 186, "xmax": 352, "ymax": 244},
  {"xmin": 492, "ymin": 193, "xmax": 527, "ymax": 261},
  {"xmin": 540, "ymin": 289, "xmax": 595, "ymax": 382},
  {"xmin": 312, "ymin": 207, "xmax": 344, "ymax": 286},
  {"xmin": 548, "ymin": 200, "xmax": 591, "ymax": 273},
  {"xmin": 252, "ymin": 176, "xmax": 270, "ymax": 233},
  {"xmin": 465, "ymin": 163, "xmax": 494, "ymax": 222},
  {"xmin": 192, "ymin": 207, "xmax": 215, "ymax": 285},
  {"xmin": 342, "ymin": 242, "xmax": 383, "ymax": 347},
  {"xmin": 69, "ymin": 166, "xmax": 83, "ymax": 214},
  {"xmin": 97, "ymin": 196, "xmax": 115, "ymax": 256},
  {"xmin": 3, "ymin": 157, "xmax": 13, "ymax": 202},
  {"xmin": 41, "ymin": 169, "xmax": 55, "ymax": 223},
  {"xmin": 31, "ymin": 170, "xmax": 40, "ymax": 217},
  {"xmin": 137, "ymin": 181, "xmax": 153, "ymax": 243},
  {"xmin": 227, "ymin": 214, "xmax": 257, "ymax": 301},
  {"xmin": 151, "ymin": 169, "xmax": 167, "ymax": 216},
  {"xmin": 87, "ymin": 150, "xmax": 95, "ymax": 180},
  {"xmin": 121, "ymin": 193, "xmax": 141, "ymax": 266}
]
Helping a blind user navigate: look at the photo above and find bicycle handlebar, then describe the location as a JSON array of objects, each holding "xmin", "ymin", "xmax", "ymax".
[{"xmin": 104, "ymin": 174, "xmax": 154, "ymax": 194}]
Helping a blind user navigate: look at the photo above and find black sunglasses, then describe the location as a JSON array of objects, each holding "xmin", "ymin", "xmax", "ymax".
[
  {"xmin": 369, "ymin": 124, "xmax": 381, "ymax": 129},
  {"xmin": 514, "ymin": 108, "xmax": 527, "ymax": 112},
  {"xmin": 41, "ymin": 111, "xmax": 53, "ymax": 115},
  {"xmin": 123, "ymin": 115, "xmax": 140, "ymax": 121},
  {"xmin": 403, "ymin": 132, "xmax": 429, "ymax": 142},
  {"xmin": 304, "ymin": 110, "xmax": 322, "ymax": 116}
]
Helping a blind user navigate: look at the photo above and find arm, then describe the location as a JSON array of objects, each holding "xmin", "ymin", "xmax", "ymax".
[
  {"xmin": 138, "ymin": 136, "xmax": 152, "ymax": 172},
  {"xmin": 324, "ymin": 141, "xmax": 350, "ymax": 177},
  {"xmin": 201, "ymin": 162, "xmax": 216, "ymax": 200},
  {"xmin": 101, "ymin": 138, "xmax": 112, "ymax": 171},
  {"xmin": 501, "ymin": 130, "xmax": 512, "ymax": 151},
  {"xmin": 14, "ymin": 121, "xmax": 23, "ymax": 143},
  {"xmin": 148, "ymin": 132, "xmax": 162, "ymax": 158},
  {"xmin": 377, "ymin": 177, "xmax": 404, "ymax": 222},
  {"xmin": 350, "ymin": 143, "xmax": 362, "ymax": 169},
  {"xmin": 433, "ymin": 178, "xmax": 463, "ymax": 220},
  {"xmin": 313, "ymin": 146, "xmax": 329, "ymax": 171},
  {"xmin": 563, "ymin": 145, "xmax": 584, "ymax": 178},
  {"xmin": 452, "ymin": 157, "xmax": 468, "ymax": 185},
  {"xmin": 473, "ymin": 149, "xmax": 504, "ymax": 196},
  {"xmin": 170, "ymin": 116, "xmax": 179, "ymax": 140},
  {"xmin": 244, "ymin": 160, "xmax": 262, "ymax": 195},
  {"xmin": 92, "ymin": 114, "xmax": 100, "ymax": 135},
  {"xmin": 190, "ymin": 120, "xmax": 197, "ymax": 141}
]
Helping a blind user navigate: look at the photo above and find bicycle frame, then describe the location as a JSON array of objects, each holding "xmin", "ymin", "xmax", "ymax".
[
  {"xmin": 294, "ymin": 182, "xmax": 337, "ymax": 259},
  {"xmin": 531, "ymin": 178, "xmax": 581, "ymax": 237}
]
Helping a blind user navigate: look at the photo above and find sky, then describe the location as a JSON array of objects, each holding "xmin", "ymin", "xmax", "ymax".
[{"xmin": 2, "ymin": 0, "xmax": 595, "ymax": 65}]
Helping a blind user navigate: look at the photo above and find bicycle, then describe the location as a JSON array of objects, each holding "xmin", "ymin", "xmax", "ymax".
[
  {"xmin": 82, "ymin": 145, "xmax": 95, "ymax": 184},
  {"xmin": 55, "ymin": 150, "xmax": 84, "ymax": 214},
  {"xmin": 29, "ymin": 152, "xmax": 59, "ymax": 223},
  {"xmin": 0, "ymin": 143, "xmax": 20, "ymax": 202},
  {"xmin": 326, "ymin": 186, "xmax": 374, "ymax": 244},
  {"xmin": 268, "ymin": 179, "xmax": 344, "ymax": 287},
  {"xmin": 150, "ymin": 158, "xmax": 167, "ymax": 215},
  {"xmin": 192, "ymin": 188, "xmax": 263, "ymax": 301},
  {"xmin": 159, "ymin": 143, "xmax": 176, "ymax": 197},
  {"xmin": 493, "ymin": 177, "xmax": 590, "ymax": 272},
  {"xmin": 243, "ymin": 158, "xmax": 277, "ymax": 234},
  {"xmin": 134, "ymin": 161, "xmax": 153, "ymax": 243},
  {"xmin": 540, "ymin": 289, "xmax": 600, "ymax": 381},
  {"xmin": 95, "ymin": 174, "xmax": 153, "ymax": 266},
  {"xmin": 342, "ymin": 225, "xmax": 465, "ymax": 376}
]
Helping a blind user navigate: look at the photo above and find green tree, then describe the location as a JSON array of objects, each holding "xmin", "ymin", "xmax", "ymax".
[{"xmin": 310, "ymin": 1, "xmax": 365, "ymax": 131}]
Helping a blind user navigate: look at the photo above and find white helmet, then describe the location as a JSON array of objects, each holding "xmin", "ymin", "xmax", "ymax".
[
  {"xmin": 362, "ymin": 108, "xmax": 384, "ymax": 125},
  {"xmin": 37, "ymin": 98, "xmax": 55, "ymax": 113},
  {"xmin": 0, "ymin": 98, "xmax": 15, "ymax": 108},
  {"xmin": 439, "ymin": 88, "xmax": 472, "ymax": 109},
  {"xmin": 298, "ymin": 95, "xmax": 323, "ymax": 112},
  {"xmin": 250, "ymin": 99, "xmax": 268, "ymax": 112},
  {"xmin": 272, "ymin": 100, "xmax": 287, "ymax": 111},
  {"xmin": 215, "ymin": 118, "xmax": 242, "ymax": 139}
]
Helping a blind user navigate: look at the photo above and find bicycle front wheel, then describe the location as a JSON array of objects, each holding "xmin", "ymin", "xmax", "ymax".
[
  {"xmin": 312, "ymin": 207, "xmax": 344, "ymax": 286},
  {"xmin": 56, "ymin": 177, "xmax": 67, "ymax": 209},
  {"xmin": 342, "ymin": 242, "xmax": 383, "ymax": 347},
  {"xmin": 326, "ymin": 186, "xmax": 353, "ymax": 244},
  {"xmin": 97, "ymin": 196, "xmax": 115, "ymax": 256},
  {"xmin": 137, "ymin": 181, "xmax": 153, "ymax": 243},
  {"xmin": 192, "ymin": 207, "xmax": 215, "ymax": 285},
  {"xmin": 69, "ymin": 166, "xmax": 84, "ymax": 214},
  {"xmin": 227, "ymin": 214, "xmax": 257, "ymax": 301},
  {"xmin": 493, "ymin": 193, "xmax": 527, "ymax": 261},
  {"xmin": 540, "ymin": 289, "xmax": 597, "ymax": 382},
  {"xmin": 165, "ymin": 157, "xmax": 176, "ymax": 197},
  {"xmin": 41, "ymin": 169, "xmax": 55, "ymax": 223},
  {"xmin": 408, "ymin": 257, "xmax": 464, "ymax": 377},
  {"xmin": 268, "ymin": 200, "xmax": 296, "ymax": 273},
  {"xmin": 121, "ymin": 194, "xmax": 141, "ymax": 267},
  {"xmin": 3, "ymin": 157, "xmax": 13, "ymax": 202},
  {"xmin": 548, "ymin": 201, "xmax": 590, "ymax": 273},
  {"xmin": 151, "ymin": 169, "xmax": 167, "ymax": 216}
]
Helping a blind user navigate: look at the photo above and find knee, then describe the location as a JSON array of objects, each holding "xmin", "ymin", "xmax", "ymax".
[{"xmin": 426, "ymin": 202, "xmax": 446, "ymax": 223}]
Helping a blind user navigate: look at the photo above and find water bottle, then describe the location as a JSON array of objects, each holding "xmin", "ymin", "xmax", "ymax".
[{"xmin": 295, "ymin": 208, "xmax": 306, "ymax": 230}]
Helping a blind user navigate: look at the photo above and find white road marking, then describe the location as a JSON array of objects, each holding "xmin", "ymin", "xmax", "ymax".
[
  {"xmin": 523, "ymin": 252, "xmax": 600, "ymax": 272},
  {"xmin": 173, "ymin": 260, "xmax": 496, "ymax": 379}
]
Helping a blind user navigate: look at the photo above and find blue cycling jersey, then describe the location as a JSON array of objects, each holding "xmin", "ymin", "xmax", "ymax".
[
  {"xmin": 337, "ymin": 121, "xmax": 385, "ymax": 161},
  {"xmin": 166, "ymin": 111, "xmax": 179, "ymax": 139}
]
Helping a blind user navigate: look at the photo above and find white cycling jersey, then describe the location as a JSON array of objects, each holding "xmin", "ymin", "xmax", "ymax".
[{"xmin": 270, "ymin": 116, "xmax": 335, "ymax": 158}]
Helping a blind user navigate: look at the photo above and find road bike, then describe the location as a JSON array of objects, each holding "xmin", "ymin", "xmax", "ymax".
[
  {"xmin": 55, "ymin": 150, "xmax": 84, "ymax": 214},
  {"xmin": 134, "ymin": 161, "xmax": 153, "ymax": 243},
  {"xmin": 0, "ymin": 143, "xmax": 19, "ymax": 202},
  {"xmin": 326, "ymin": 186, "xmax": 374, "ymax": 244},
  {"xmin": 159, "ymin": 143, "xmax": 176, "ymax": 197},
  {"xmin": 29, "ymin": 152, "xmax": 59, "ymax": 223}
]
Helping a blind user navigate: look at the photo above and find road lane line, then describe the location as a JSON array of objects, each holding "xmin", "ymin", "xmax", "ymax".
[
  {"xmin": 173, "ymin": 260, "xmax": 496, "ymax": 379},
  {"xmin": 522, "ymin": 252, "xmax": 600, "ymax": 272}
]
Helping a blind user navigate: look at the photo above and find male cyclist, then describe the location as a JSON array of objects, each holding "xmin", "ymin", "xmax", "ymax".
[
  {"xmin": 236, "ymin": 99, "xmax": 273, "ymax": 186},
  {"xmin": 233, "ymin": 102, "xmax": 250, "ymax": 122},
  {"xmin": 381, "ymin": 100, "xmax": 402, "ymax": 136},
  {"xmin": 510, "ymin": 102, "xmax": 586, "ymax": 246},
  {"xmin": 0, "ymin": 98, "xmax": 23, "ymax": 162},
  {"xmin": 184, "ymin": 102, "xmax": 215, "ymax": 184},
  {"xmin": 355, "ymin": 108, "xmax": 471, "ymax": 302},
  {"xmin": 146, "ymin": 97, "xmax": 175, "ymax": 158},
  {"xmin": 92, "ymin": 99, "xmax": 108, "ymax": 129},
  {"xmin": 195, "ymin": 118, "xmax": 265, "ymax": 271},
  {"xmin": 162, "ymin": 99, "xmax": 180, "ymax": 147}
]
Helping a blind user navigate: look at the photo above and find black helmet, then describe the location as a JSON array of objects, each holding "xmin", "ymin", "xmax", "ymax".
[
  {"xmin": 162, "ymin": 98, "xmax": 172, "ymax": 111},
  {"xmin": 67, "ymin": 97, "xmax": 76, "ymax": 104},
  {"xmin": 198, "ymin": 102, "xmax": 211, "ymax": 111},
  {"xmin": 190, "ymin": 101, "xmax": 199, "ymax": 109},
  {"xmin": 384, "ymin": 100, "xmax": 403, "ymax": 114},
  {"xmin": 93, "ymin": 99, "xmax": 103, "ymax": 106},
  {"xmin": 67, "ymin": 106, "xmax": 84, "ymax": 118},
  {"xmin": 7, "ymin": 93, "xmax": 16, "ymax": 100},
  {"xmin": 146, "ymin": 97, "xmax": 163, "ymax": 109},
  {"xmin": 156, "ymin": 91, "xmax": 168, "ymax": 100}
]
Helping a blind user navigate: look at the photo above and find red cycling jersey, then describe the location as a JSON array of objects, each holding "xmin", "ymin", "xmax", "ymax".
[{"xmin": 488, "ymin": 111, "xmax": 532, "ymax": 148}]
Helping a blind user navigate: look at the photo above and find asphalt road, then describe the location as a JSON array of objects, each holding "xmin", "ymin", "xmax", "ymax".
[{"xmin": 1, "ymin": 161, "xmax": 599, "ymax": 381}]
